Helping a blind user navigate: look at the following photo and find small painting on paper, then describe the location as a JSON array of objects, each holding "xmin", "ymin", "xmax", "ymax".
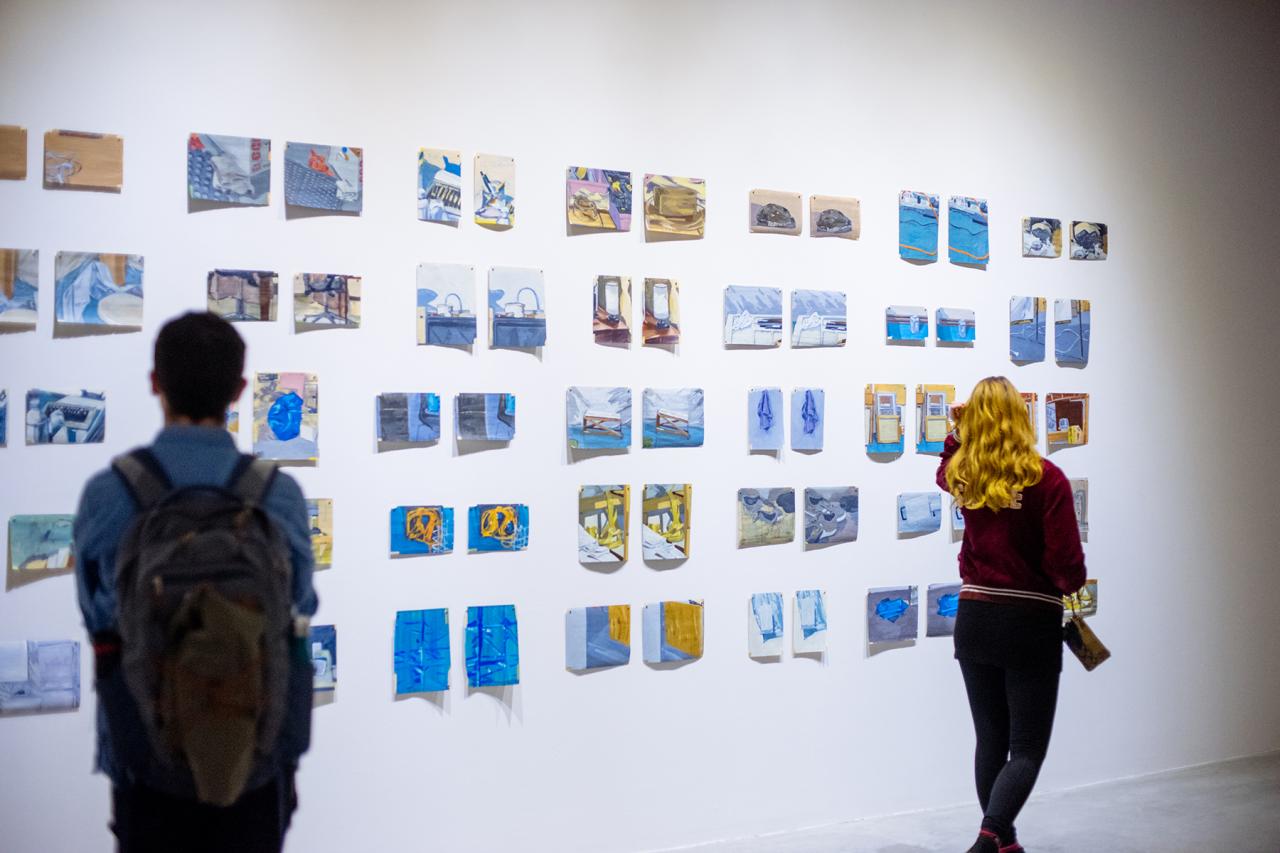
[
  {"xmin": 724, "ymin": 285, "xmax": 783, "ymax": 347},
  {"xmin": 467, "ymin": 604, "xmax": 519, "ymax": 687},
  {"xmin": 1009, "ymin": 296, "xmax": 1047, "ymax": 363},
  {"xmin": 0, "ymin": 640, "xmax": 80, "ymax": 713},
  {"xmin": 305, "ymin": 499, "xmax": 333, "ymax": 568},
  {"xmin": 8, "ymin": 515, "xmax": 74, "ymax": 573},
  {"xmin": 0, "ymin": 248, "xmax": 38, "ymax": 329},
  {"xmin": 468, "ymin": 504, "xmax": 529, "ymax": 552},
  {"xmin": 898, "ymin": 492, "xmax": 942, "ymax": 535},
  {"xmin": 791, "ymin": 388, "xmax": 824, "ymax": 451},
  {"xmin": 926, "ymin": 582, "xmax": 962, "ymax": 637},
  {"xmin": 377, "ymin": 393, "xmax": 441, "ymax": 445},
  {"xmin": 791, "ymin": 289, "xmax": 846, "ymax": 347},
  {"xmin": 803, "ymin": 487, "xmax": 857, "ymax": 547},
  {"xmin": 252, "ymin": 372, "xmax": 318, "ymax": 461},
  {"xmin": 748, "ymin": 592, "xmax": 784, "ymax": 657},
  {"xmin": 489, "ymin": 266, "xmax": 545, "ymax": 348},
  {"xmin": 390, "ymin": 505, "xmax": 454, "ymax": 556},
  {"xmin": 899, "ymin": 190, "xmax": 939, "ymax": 261},
  {"xmin": 188, "ymin": 133, "xmax": 270, "ymax": 205},
  {"xmin": 284, "ymin": 141, "xmax": 362, "ymax": 213},
  {"xmin": 394, "ymin": 608, "xmax": 450, "ymax": 694},
  {"xmin": 1022, "ymin": 391, "xmax": 1039, "ymax": 442},
  {"xmin": 865, "ymin": 384, "xmax": 905, "ymax": 455},
  {"xmin": 1069, "ymin": 221, "xmax": 1107, "ymax": 260},
  {"xmin": 642, "ymin": 388, "xmax": 704, "ymax": 448},
  {"xmin": 294, "ymin": 273, "xmax": 360, "ymax": 329},
  {"xmin": 936, "ymin": 307, "xmax": 975, "ymax": 344},
  {"xmin": 747, "ymin": 387, "xmax": 783, "ymax": 451},
  {"xmin": 642, "ymin": 278, "xmax": 680, "ymax": 345},
  {"xmin": 474, "ymin": 153, "xmax": 515, "ymax": 227},
  {"xmin": 749, "ymin": 189, "xmax": 801, "ymax": 235},
  {"xmin": 455, "ymin": 393, "xmax": 515, "ymax": 441},
  {"xmin": 1070, "ymin": 478, "xmax": 1089, "ymax": 540},
  {"xmin": 309, "ymin": 625, "xmax": 336, "ymax": 692},
  {"xmin": 578, "ymin": 485, "xmax": 629, "ymax": 564},
  {"xmin": 418, "ymin": 148, "xmax": 462, "ymax": 225},
  {"xmin": 54, "ymin": 252, "xmax": 143, "ymax": 330},
  {"xmin": 25, "ymin": 389, "xmax": 106, "ymax": 445},
  {"xmin": 0, "ymin": 390, "xmax": 6, "ymax": 445},
  {"xmin": 567, "ymin": 167, "xmax": 632, "ymax": 232},
  {"xmin": 738, "ymin": 488, "xmax": 795, "ymax": 547},
  {"xmin": 642, "ymin": 600, "xmax": 703, "ymax": 662},
  {"xmin": 44, "ymin": 130, "xmax": 122, "ymax": 191},
  {"xmin": 565, "ymin": 605, "xmax": 631, "ymax": 671},
  {"xmin": 593, "ymin": 275, "xmax": 631, "ymax": 344},
  {"xmin": 948, "ymin": 195, "xmax": 989, "ymax": 265},
  {"xmin": 1046, "ymin": 393, "xmax": 1089, "ymax": 449},
  {"xmin": 208, "ymin": 270, "xmax": 277, "ymax": 322},
  {"xmin": 1064, "ymin": 580, "xmax": 1098, "ymax": 618},
  {"xmin": 1054, "ymin": 299, "xmax": 1091, "ymax": 366},
  {"xmin": 566, "ymin": 386, "xmax": 630, "ymax": 450},
  {"xmin": 794, "ymin": 589, "xmax": 828, "ymax": 653},
  {"xmin": 0, "ymin": 125, "xmax": 26, "ymax": 180},
  {"xmin": 417, "ymin": 262, "xmax": 476, "ymax": 346},
  {"xmin": 643, "ymin": 174, "xmax": 705, "ymax": 238},
  {"xmin": 867, "ymin": 586, "xmax": 918, "ymax": 645},
  {"xmin": 916, "ymin": 384, "xmax": 956, "ymax": 454},
  {"xmin": 1022, "ymin": 217, "xmax": 1062, "ymax": 258},
  {"xmin": 886, "ymin": 305, "xmax": 928, "ymax": 342},
  {"xmin": 642, "ymin": 484, "xmax": 691, "ymax": 560},
  {"xmin": 951, "ymin": 499, "xmax": 965, "ymax": 535},
  {"xmin": 809, "ymin": 195, "xmax": 860, "ymax": 239}
]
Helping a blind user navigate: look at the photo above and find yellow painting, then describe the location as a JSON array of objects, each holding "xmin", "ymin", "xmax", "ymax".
[
  {"xmin": 644, "ymin": 174, "xmax": 705, "ymax": 239},
  {"xmin": 44, "ymin": 129, "xmax": 123, "ymax": 191},
  {"xmin": 307, "ymin": 498, "xmax": 333, "ymax": 568},
  {"xmin": 0, "ymin": 125, "xmax": 27, "ymax": 180}
]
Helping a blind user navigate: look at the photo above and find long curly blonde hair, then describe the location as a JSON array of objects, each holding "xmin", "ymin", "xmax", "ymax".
[{"xmin": 946, "ymin": 376, "xmax": 1043, "ymax": 511}]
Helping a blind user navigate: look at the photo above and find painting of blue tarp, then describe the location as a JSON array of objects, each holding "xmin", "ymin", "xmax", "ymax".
[
  {"xmin": 466, "ymin": 604, "xmax": 519, "ymax": 687},
  {"xmin": 803, "ymin": 487, "xmax": 857, "ymax": 547},
  {"xmin": 252, "ymin": 373, "xmax": 317, "ymax": 461},
  {"xmin": 936, "ymin": 307, "xmax": 976, "ymax": 344},
  {"xmin": 8, "ymin": 514, "xmax": 75, "ymax": 572},
  {"xmin": 791, "ymin": 388, "xmax": 824, "ymax": 451},
  {"xmin": 0, "ymin": 640, "xmax": 80, "ymax": 713},
  {"xmin": 748, "ymin": 592, "xmax": 784, "ymax": 657},
  {"xmin": 566, "ymin": 386, "xmax": 631, "ymax": 449},
  {"xmin": 309, "ymin": 625, "xmax": 336, "ymax": 692},
  {"xmin": 416, "ymin": 263, "xmax": 476, "ymax": 345},
  {"xmin": 723, "ymin": 285, "xmax": 783, "ymax": 346},
  {"xmin": 565, "ymin": 605, "xmax": 631, "ymax": 671},
  {"xmin": 25, "ymin": 388, "xmax": 105, "ymax": 445},
  {"xmin": 188, "ymin": 133, "xmax": 270, "ymax": 205},
  {"xmin": 418, "ymin": 148, "xmax": 462, "ymax": 225},
  {"xmin": 793, "ymin": 589, "xmax": 828, "ymax": 653},
  {"xmin": 886, "ymin": 305, "xmax": 928, "ymax": 341},
  {"xmin": 948, "ymin": 196, "xmax": 989, "ymax": 265},
  {"xmin": 867, "ymin": 586, "xmax": 918, "ymax": 645},
  {"xmin": 1022, "ymin": 217, "xmax": 1062, "ymax": 258},
  {"xmin": 489, "ymin": 266, "xmax": 546, "ymax": 348},
  {"xmin": 898, "ymin": 492, "xmax": 942, "ymax": 535},
  {"xmin": 54, "ymin": 251, "xmax": 143, "ymax": 330},
  {"xmin": 455, "ymin": 393, "xmax": 515, "ymax": 441},
  {"xmin": 394, "ymin": 608, "xmax": 450, "ymax": 694},
  {"xmin": 1069, "ymin": 221, "xmax": 1107, "ymax": 260},
  {"xmin": 926, "ymin": 583, "xmax": 962, "ymax": 637},
  {"xmin": 1009, "ymin": 296, "xmax": 1046, "ymax": 362},
  {"xmin": 899, "ymin": 190, "xmax": 939, "ymax": 261},
  {"xmin": 377, "ymin": 393, "xmax": 440, "ymax": 445},
  {"xmin": 0, "ymin": 248, "xmax": 38, "ymax": 328},
  {"xmin": 642, "ymin": 387, "xmax": 704, "ymax": 448},
  {"xmin": 1054, "ymin": 299, "xmax": 1091, "ymax": 365},
  {"xmin": 283, "ymin": 141, "xmax": 362, "ymax": 213},
  {"xmin": 468, "ymin": 504, "xmax": 529, "ymax": 552},
  {"xmin": 790, "ymin": 289, "xmax": 846, "ymax": 347},
  {"xmin": 390, "ymin": 506, "xmax": 454, "ymax": 556},
  {"xmin": 747, "ymin": 387, "xmax": 783, "ymax": 450}
]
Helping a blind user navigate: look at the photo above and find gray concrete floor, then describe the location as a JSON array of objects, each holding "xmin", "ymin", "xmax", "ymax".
[{"xmin": 662, "ymin": 752, "xmax": 1280, "ymax": 852}]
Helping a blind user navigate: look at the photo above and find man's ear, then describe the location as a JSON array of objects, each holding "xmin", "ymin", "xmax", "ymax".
[
  {"xmin": 234, "ymin": 376, "xmax": 247, "ymax": 400},
  {"xmin": 150, "ymin": 370, "xmax": 161, "ymax": 395}
]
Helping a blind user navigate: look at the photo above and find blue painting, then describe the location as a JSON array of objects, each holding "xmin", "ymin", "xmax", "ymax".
[
  {"xmin": 1009, "ymin": 296, "xmax": 1046, "ymax": 362},
  {"xmin": 389, "ymin": 506, "xmax": 454, "ymax": 556},
  {"xmin": 791, "ymin": 388, "xmax": 824, "ymax": 451},
  {"xmin": 25, "ymin": 388, "xmax": 106, "ymax": 445},
  {"xmin": 474, "ymin": 154, "xmax": 515, "ymax": 227},
  {"xmin": 0, "ymin": 640, "xmax": 80, "ymax": 713},
  {"xmin": 566, "ymin": 386, "xmax": 631, "ymax": 449},
  {"xmin": 54, "ymin": 251, "xmax": 144, "ymax": 330},
  {"xmin": 642, "ymin": 600, "xmax": 704, "ymax": 663},
  {"xmin": 1069, "ymin": 221, "xmax": 1107, "ymax": 260},
  {"xmin": 284, "ymin": 141, "xmax": 362, "ymax": 213},
  {"xmin": 899, "ymin": 190, "xmax": 939, "ymax": 261},
  {"xmin": 793, "ymin": 589, "xmax": 828, "ymax": 653},
  {"xmin": 948, "ymin": 196, "xmax": 989, "ymax": 265},
  {"xmin": 936, "ymin": 307, "xmax": 976, "ymax": 344},
  {"xmin": 642, "ymin": 387, "xmax": 704, "ymax": 448},
  {"xmin": 376, "ymin": 393, "xmax": 440, "ymax": 445},
  {"xmin": 747, "ymin": 387, "xmax": 783, "ymax": 451},
  {"xmin": 926, "ymin": 583, "xmax": 962, "ymax": 637},
  {"xmin": 748, "ymin": 592, "xmax": 785, "ymax": 657},
  {"xmin": 252, "ymin": 373, "xmax": 317, "ymax": 461},
  {"xmin": 187, "ymin": 133, "xmax": 270, "ymax": 205},
  {"xmin": 1022, "ymin": 217, "xmax": 1062, "ymax": 258},
  {"xmin": 416, "ymin": 262, "xmax": 476, "ymax": 346},
  {"xmin": 418, "ymin": 148, "xmax": 462, "ymax": 225},
  {"xmin": 8, "ymin": 514, "xmax": 75, "ymax": 572},
  {"xmin": 867, "ymin": 586, "xmax": 918, "ymax": 645},
  {"xmin": 309, "ymin": 625, "xmax": 336, "ymax": 692},
  {"xmin": 790, "ymin": 289, "xmax": 846, "ymax": 347},
  {"xmin": 723, "ymin": 285, "xmax": 783, "ymax": 346},
  {"xmin": 394, "ymin": 608, "xmax": 450, "ymax": 694},
  {"xmin": 466, "ymin": 604, "xmax": 519, "ymax": 688},
  {"xmin": 468, "ymin": 504, "xmax": 529, "ymax": 552},
  {"xmin": 0, "ymin": 389, "xmax": 6, "ymax": 446},
  {"xmin": 898, "ymin": 492, "xmax": 942, "ymax": 535},
  {"xmin": 0, "ymin": 248, "xmax": 38, "ymax": 329},
  {"xmin": 951, "ymin": 499, "xmax": 966, "ymax": 533},
  {"xmin": 565, "ymin": 605, "xmax": 631, "ymax": 671},
  {"xmin": 1054, "ymin": 299, "xmax": 1091, "ymax": 365},
  {"xmin": 803, "ymin": 487, "xmax": 857, "ymax": 546},
  {"xmin": 455, "ymin": 393, "xmax": 515, "ymax": 441},
  {"xmin": 489, "ymin": 266, "xmax": 546, "ymax": 348},
  {"xmin": 886, "ymin": 305, "xmax": 928, "ymax": 341}
]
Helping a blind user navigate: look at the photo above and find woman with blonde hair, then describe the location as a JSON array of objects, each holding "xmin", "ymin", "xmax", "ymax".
[{"xmin": 937, "ymin": 376, "xmax": 1086, "ymax": 853}]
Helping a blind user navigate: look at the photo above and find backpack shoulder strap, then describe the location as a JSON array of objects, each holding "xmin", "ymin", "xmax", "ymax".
[
  {"xmin": 228, "ymin": 454, "xmax": 278, "ymax": 507},
  {"xmin": 112, "ymin": 448, "xmax": 174, "ymax": 510}
]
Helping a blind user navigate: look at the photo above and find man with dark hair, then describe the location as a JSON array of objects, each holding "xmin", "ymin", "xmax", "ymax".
[{"xmin": 74, "ymin": 312, "xmax": 317, "ymax": 853}]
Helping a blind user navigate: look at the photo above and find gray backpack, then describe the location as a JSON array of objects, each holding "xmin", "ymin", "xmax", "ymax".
[{"xmin": 111, "ymin": 448, "xmax": 295, "ymax": 807}]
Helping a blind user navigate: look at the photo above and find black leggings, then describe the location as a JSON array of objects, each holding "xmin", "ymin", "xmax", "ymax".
[{"xmin": 959, "ymin": 659, "xmax": 1060, "ymax": 842}]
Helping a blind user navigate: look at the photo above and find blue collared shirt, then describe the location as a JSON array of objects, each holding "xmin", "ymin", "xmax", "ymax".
[{"xmin": 74, "ymin": 425, "xmax": 318, "ymax": 781}]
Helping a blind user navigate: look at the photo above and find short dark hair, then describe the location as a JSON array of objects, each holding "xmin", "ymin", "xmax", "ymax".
[{"xmin": 153, "ymin": 312, "xmax": 246, "ymax": 421}]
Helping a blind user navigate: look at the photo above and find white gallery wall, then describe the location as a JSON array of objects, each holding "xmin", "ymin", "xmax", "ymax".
[{"xmin": 2, "ymin": 1, "xmax": 1279, "ymax": 850}]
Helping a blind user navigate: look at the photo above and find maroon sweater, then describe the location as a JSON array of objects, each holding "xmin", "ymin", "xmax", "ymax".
[{"xmin": 936, "ymin": 435, "xmax": 1086, "ymax": 606}]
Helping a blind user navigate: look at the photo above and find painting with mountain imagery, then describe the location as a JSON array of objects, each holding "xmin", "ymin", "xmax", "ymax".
[
  {"xmin": 948, "ymin": 195, "xmax": 989, "ymax": 265},
  {"xmin": 723, "ymin": 285, "xmax": 783, "ymax": 347},
  {"xmin": 791, "ymin": 289, "xmax": 846, "ymax": 347},
  {"xmin": 642, "ymin": 388, "xmax": 704, "ymax": 448},
  {"xmin": 567, "ymin": 386, "xmax": 631, "ymax": 450},
  {"xmin": 899, "ymin": 190, "xmax": 939, "ymax": 261}
]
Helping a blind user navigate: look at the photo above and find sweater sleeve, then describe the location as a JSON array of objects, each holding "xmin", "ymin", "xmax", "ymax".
[
  {"xmin": 936, "ymin": 434, "xmax": 960, "ymax": 491},
  {"xmin": 1039, "ymin": 468, "xmax": 1087, "ymax": 595}
]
